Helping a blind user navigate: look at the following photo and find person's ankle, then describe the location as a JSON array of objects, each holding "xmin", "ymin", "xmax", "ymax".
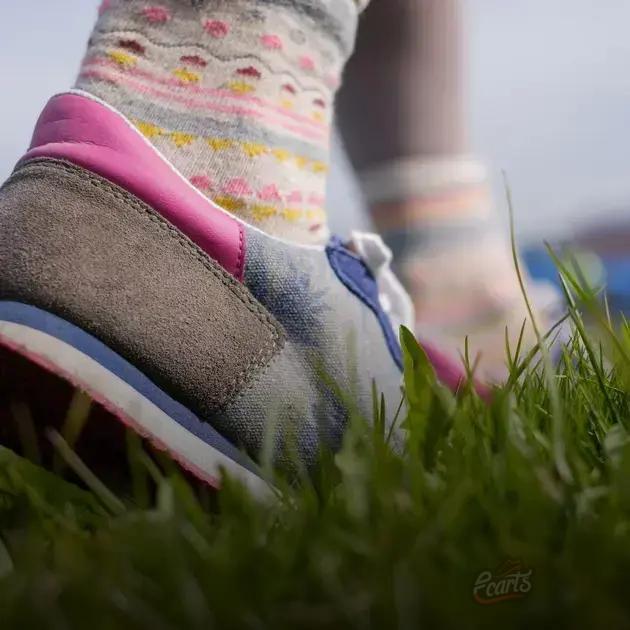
[{"xmin": 77, "ymin": 0, "xmax": 362, "ymax": 244}]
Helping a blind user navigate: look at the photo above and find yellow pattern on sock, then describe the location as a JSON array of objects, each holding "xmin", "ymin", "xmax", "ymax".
[
  {"xmin": 136, "ymin": 122, "xmax": 326, "ymax": 173},
  {"xmin": 282, "ymin": 208, "xmax": 302, "ymax": 222},
  {"xmin": 242, "ymin": 142, "xmax": 268, "ymax": 158},
  {"xmin": 226, "ymin": 81, "xmax": 256, "ymax": 94},
  {"xmin": 107, "ymin": 50, "xmax": 136, "ymax": 67},
  {"xmin": 170, "ymin": 132, "xmax": 196, "ymax": 147},
  {"xmin": 251, "ymin": 204, "xmax": 277, "ymax": 221},
  {"xmin": 272, "ymin": 148, "xmax": 291, "ymax": 163},
  {"xmin": 136, "ymin": 121, "xmax": 163, "ymax": 138},
  {"xmin": 207, "ymin": 138, "xmax": 234, "ymax": 152},
  {"xmin": 173, "ymin": 68, "xmax": 200, "ymax": 84},
  {"xmin": 213, "ymin": 196, "xmax": 246, "ymax": 212}
]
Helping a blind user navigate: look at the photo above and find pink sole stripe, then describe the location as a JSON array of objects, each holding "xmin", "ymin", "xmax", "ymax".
[
  {"xmin": 0, "ymin": 332, "xmax": 222, "ymax": 489},
  {"xmin": 80, "ymin": 67, "xmax": 329, "ymax": 146},
  {"xmin": 421, "ymin": 339, "xmax": 492, "ymax": 401},
  {"xmin": 85, "ymin": 56, "xmax": 328, "ymax": 131}
]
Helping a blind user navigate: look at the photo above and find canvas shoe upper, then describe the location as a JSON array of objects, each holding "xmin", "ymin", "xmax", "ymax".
[{"xmin": 0, "ymin": 91, "xmax": 473, "ymax": 494}]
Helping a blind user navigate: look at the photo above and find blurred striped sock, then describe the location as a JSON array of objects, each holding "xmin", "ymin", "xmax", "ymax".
[{"xmin": 362, "ymin": 156, "xmax": 553, "ymax": 381}]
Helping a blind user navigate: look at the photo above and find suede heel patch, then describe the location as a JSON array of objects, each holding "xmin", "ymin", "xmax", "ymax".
[{"xmin": 0, "ymin": 158, "xmax": 286, "ymax": 416}]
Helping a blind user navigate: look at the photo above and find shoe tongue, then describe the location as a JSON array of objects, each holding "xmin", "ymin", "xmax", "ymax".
[
  {"xmin": 350, "ymin": 231, "xmax": 392, "ymax": 274},
  {"xmin": 349, "ymin": 232, "xmax": 415, "ymax": 333}
]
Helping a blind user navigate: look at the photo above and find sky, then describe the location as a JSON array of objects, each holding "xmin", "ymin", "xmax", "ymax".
[{"xmin": 1, "ymin": 1, "xmax": 630, "ymax": 244}]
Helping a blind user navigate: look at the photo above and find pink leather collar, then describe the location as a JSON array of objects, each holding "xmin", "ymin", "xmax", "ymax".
[{"xmin": 21, "ymin": 93, "xmax": 246, "ymax": 280}]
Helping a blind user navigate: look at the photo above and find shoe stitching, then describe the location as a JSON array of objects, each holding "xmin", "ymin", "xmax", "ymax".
[{"xmin": 7, "ymin": 159, "xmax": 286, "ymax": 408}]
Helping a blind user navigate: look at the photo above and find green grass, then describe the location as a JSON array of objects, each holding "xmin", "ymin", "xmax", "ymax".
[{"xmin": 2, "ymin": 263, "xmax": 630, "ymax": 628}]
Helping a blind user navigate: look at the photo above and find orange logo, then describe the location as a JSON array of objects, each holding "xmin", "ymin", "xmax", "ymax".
[{"xmin": 473, "ymin": 559, "xmax": 533, "ymax": 605}]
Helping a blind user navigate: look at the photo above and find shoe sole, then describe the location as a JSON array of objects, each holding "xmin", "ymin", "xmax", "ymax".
[{"xmin": 0, "ymin": 301, "xmax": 271, "ymax": 499}]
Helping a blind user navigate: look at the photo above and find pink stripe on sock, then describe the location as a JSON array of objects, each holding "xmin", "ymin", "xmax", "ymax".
[
  {"xmin": 298, "ymin": 56, "xmax": 316, "ymax": 71},
  {"xmin": 83, "ymin": 57, "xmax": 327, "ymax": 131},
  {"xmin": 286, "ymin": 190, "xmax": 303, "ymax": 203},
  {"xmin": 141, "ymin": 6, "xmax": 172, "ymax": 24},
  {"xmin": 257, "ymin": 184, "xmax": 282, "ymax": 202},
  {"xmin": 223, "ymin": 178, "xmax": 253, "ymax": 197},
  {"xmin": 202, "ymin": 19, "xmax": 230, "ymax": 38},
  {"xmin": 308, "ymin": 193, "xmax": 325, "ymax": 206},
  {"xmin": 261, "ymin": 34, "xmax": 283, "ymax": 50},
  {"xmin": 190, "ymin": 175, "xmax": 214, "ymax": 191},
  {"xmin": 98, "ymin": 0, "xmax": 112, "ymax": 15},
  {"xmin": 79, "ymin": 67, "xmax": 329, "ymax": 145},
  {"xmin": 372, "ymin": 187, "xmax": 491, "ymax": 232}
]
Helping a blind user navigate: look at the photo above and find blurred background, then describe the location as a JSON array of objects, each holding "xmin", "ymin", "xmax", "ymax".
[{"xmin": 1, "ymin": 1, "xmax": 630, "ymax": 301}]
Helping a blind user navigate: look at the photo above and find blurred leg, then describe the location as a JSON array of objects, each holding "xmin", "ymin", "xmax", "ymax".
[
  {"xmin": 338, "ymin": 0, "xmax": 555, "ymax": 380},
  {"xmin": 338, "ymin": 0, "xmax": 467, "ymax": 167}
]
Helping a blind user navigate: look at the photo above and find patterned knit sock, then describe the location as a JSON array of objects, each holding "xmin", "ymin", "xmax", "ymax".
[
  {"xmin": 76, "ymin": 0, "xmax": 365, "ymax": 244},
  {"xmin": 363, "ymin": 157, "xmax": 561, "ymax": 381}
]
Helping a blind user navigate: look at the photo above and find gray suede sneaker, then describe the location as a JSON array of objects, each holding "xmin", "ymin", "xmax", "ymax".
[{"xmin": 0, "ymin": 92, "xmax": 468, "ymax": 495}]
